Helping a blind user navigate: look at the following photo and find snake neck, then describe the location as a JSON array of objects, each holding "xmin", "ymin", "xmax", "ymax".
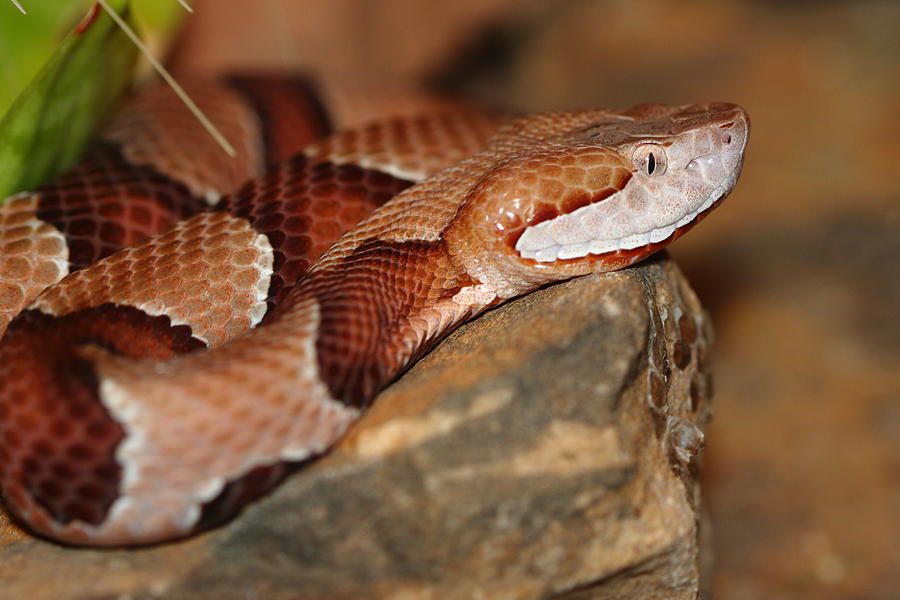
[{"xmin": 281, "ymin": 236, "xmax": 479, "ymax": 407}]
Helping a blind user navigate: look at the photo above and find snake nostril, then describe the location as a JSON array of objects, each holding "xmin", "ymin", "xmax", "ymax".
[{"xmin": 719, "ymin": 122, "xmax": 734, "ymax": 145}]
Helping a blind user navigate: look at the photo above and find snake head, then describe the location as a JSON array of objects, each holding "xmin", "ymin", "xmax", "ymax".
[{"xmin": 446, "ymin": 102, "xmax": 749, "ymax": 296}]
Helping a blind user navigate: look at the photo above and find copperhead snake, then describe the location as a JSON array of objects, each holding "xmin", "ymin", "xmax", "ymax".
[{"xmin": 0, "ymin": 74, "xmax": 748, "ymax": 546}]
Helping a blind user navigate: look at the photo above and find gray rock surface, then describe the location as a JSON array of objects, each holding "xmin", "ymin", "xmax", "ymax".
[{"xmin": 0, "ymin": 253, "xmax": 714, "ymax": 599}]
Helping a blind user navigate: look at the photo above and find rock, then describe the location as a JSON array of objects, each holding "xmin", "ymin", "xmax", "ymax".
[{"xmin": 0, "ymin": 253, "xmax": 714, "ymax": 600}]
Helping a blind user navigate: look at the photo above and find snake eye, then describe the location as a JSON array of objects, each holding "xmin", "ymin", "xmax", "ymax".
[{"xmin": 632, "ymin": 143, "xmax": 667, "ymax": 176}]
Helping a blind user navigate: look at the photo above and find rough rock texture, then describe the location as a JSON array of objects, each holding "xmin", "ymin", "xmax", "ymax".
[{"xmin": 0, "ymin": 254, "xmax": 713, "ymax": 599}]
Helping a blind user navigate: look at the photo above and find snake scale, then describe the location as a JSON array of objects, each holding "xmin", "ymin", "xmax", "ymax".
[{"xmin": 0, "ymin": 73, "xmax": 748, "ymax": 545}]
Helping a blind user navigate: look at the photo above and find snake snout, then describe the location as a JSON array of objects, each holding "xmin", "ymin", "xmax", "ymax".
[
  {"xmin": 717, "ymin": 107, "xmax": 750, "ymax": 153},
  {"xmin": 691, "ymin": 107, "xmax": 749, "ymax": 188}
]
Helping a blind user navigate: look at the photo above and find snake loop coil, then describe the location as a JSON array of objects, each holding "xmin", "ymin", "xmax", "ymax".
[{"xmin": 0, "ymin": 75, "xmax": 749, "ymax": 545}]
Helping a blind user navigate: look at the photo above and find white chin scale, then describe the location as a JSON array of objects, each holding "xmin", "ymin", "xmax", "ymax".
[{"xmin": 516, "ymin": 184, "xmax": 726, "ymax": 263}]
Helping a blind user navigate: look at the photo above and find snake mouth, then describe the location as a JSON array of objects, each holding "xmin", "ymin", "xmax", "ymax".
[{"xmin": 514, "ymin": 182, "xmax": 728, "ymax": 264}]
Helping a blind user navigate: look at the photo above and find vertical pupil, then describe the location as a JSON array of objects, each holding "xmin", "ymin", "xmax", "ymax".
[{"xmin": 647, "ymin": 153, "xmax": 656, "ymax": 175}]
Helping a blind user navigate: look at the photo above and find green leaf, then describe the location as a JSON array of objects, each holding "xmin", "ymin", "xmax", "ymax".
[
  {"xmin": 132, "ymin": 0, "xmax": 187, "ymax": 40},
  {"xmin": 0, "ymin": 3, "xmax": 87, "ymax": 114},
  {"xmin": 0, "ymin": 1, "xmax": 138, "ymax": 199},
  {"xmin": 0, "ymin": 1, "xmax": 185, "ymax": 115}
]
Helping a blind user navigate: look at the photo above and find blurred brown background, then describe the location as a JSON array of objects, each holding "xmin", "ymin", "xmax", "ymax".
[{"xmin": 171, "ymin": 1, "xmax": 898, "ymax": 598}]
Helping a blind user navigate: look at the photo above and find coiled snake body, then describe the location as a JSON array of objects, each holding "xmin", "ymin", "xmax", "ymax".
[{"xmin": 0, "ymin": 75, "xmax": 748, "ymax": 545}]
